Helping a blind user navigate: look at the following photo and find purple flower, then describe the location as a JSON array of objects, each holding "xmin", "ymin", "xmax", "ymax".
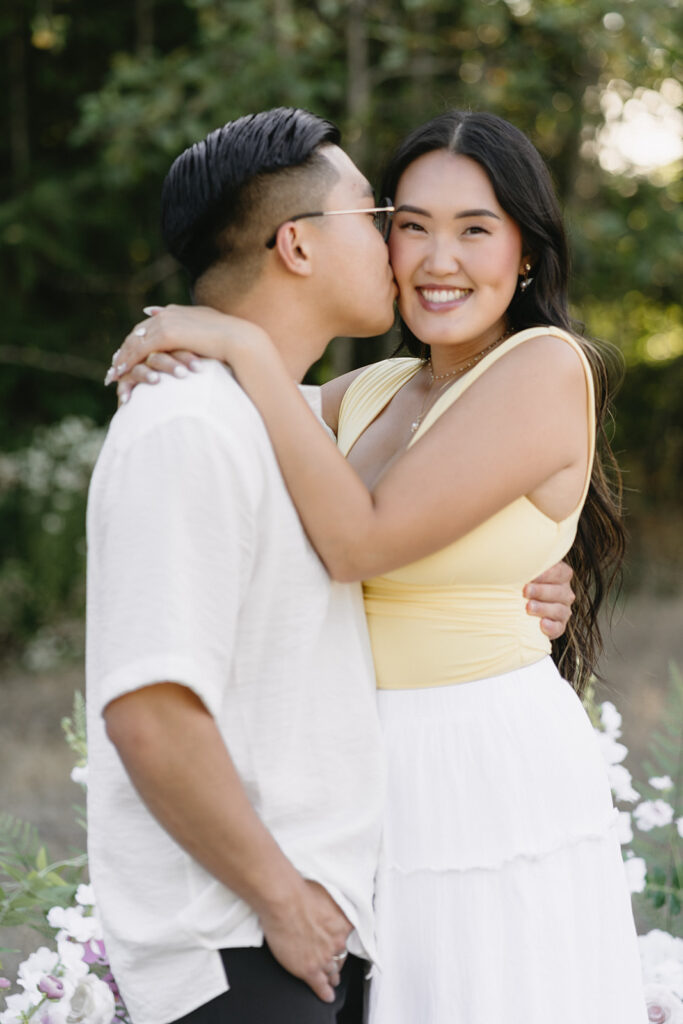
[
  {"xmin": 0, "ymin": 977, "xmax": 11, "ymax": 989},
  {"xmin": 103, "ymin": 971, "xmax": 122, "ymax": 1000},
  {"xmin": 38, "ymin": 973, "xmax": 65, "ymax": 999},
  {"xmin": 82, "ymin": 938, "xmax": 108, "ymax": 966}
]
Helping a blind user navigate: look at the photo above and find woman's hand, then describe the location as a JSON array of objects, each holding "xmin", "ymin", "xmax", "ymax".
[
  {"xmin": 105, "ymin": 304, "xmax": 273, "ymax": 396},
  {"xmin": 115, "ymin": 349, "xmax": 202, "ymax": 406}
]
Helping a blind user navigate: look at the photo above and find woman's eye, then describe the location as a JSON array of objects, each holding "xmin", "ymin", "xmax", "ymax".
[
  {"xmin": 463, "ymin": 225, "xmax": 489, "ymax": 236},
  {"xmin": 398, "ymin": 220, "xmax": 426, "ymax": 232}
]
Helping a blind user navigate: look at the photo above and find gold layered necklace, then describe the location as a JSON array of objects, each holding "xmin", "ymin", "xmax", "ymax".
[{"xmin": 409, "ymin": 328, "xmax": 513, "ymax": 435}]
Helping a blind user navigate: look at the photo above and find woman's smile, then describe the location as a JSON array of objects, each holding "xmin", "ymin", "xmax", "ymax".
[
  {"xmin": 389, "ymin": 149, "xmax": 524, "ymax": 360},
  {"xmin": 416, "ymin": 286, "xmax": 472, "ymax": 311}
]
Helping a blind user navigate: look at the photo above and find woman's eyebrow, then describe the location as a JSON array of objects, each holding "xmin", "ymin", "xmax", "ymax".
[
  {"xmin": 395, "ymin": 204, "xmax": 431, "ymax": 216},
  {"xmin": 455, "ymin": 208, "xmax": 501, "ymax": 220},
  {"xmin": 395, "ymin": 204, "xmax": 501, "ymax": 221}
]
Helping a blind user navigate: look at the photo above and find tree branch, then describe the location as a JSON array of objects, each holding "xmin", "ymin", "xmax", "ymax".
[
  {"xmin": 55, "ymin": 254, "xmax": 179, "ymax": 296},
  {"xmin": 0, "ymin": 346, "xmax": 105, "ymax": 382}
]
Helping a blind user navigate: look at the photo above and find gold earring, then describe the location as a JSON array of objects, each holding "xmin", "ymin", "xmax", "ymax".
[{"xmin": 519, "ymin": 262, "xmax": 533, "ymax": 292}]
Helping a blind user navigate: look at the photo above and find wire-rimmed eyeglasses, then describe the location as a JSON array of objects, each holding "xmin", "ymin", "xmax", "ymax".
[{"xmin": 265, "ymin": 200, "xmax": 394, "ymax": 249}]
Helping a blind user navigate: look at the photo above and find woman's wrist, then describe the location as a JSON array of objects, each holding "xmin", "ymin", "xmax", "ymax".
[{"xmin": 226, "ymin": 323, "xmax": 288, "ymax": 391}]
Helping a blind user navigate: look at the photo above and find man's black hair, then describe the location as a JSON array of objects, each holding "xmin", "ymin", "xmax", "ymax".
[{"xmin": 161, "ymin": 107, "xmax": 341, "ymax": 285}]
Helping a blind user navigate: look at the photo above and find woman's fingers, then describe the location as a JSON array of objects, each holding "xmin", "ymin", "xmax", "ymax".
[
  {"xmin": 108, "ymin": 308, "xmax": 176, "ymax": 380},
  {"xmin": 170, "ymin": 349, "xmax": 203, "ymax": 372},
  {"xmin": 145, "ymin": 351, "xmax": 191, "ymax": 378},
  {"xmin": 108, "ymin": 303, "xmax": 260, "ymax": 385},
  {"xmin": 116, "ymin": 364, "xmax": 157, "ymax": 406},
  {"xmin": 113, "ymin": 350, "xmax": 201, "ymax": 405}
]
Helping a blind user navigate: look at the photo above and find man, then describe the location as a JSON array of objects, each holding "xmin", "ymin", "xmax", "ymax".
[{"xmin": 88, "ymin": 107, "xmax": 573, "ymax": 1024}]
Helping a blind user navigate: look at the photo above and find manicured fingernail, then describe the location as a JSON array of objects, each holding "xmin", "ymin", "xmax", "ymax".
[
  {"xmin": 525, "ymin": 585, "xmax": 535, "ymax": 599},
  {"xmin": 189, "ymin": 360, "xmax": 202, "ymax": 372},
  {"xmin": 112, "ymin": 348, "xmax": 121, "ymax": 362},
  {"xmin": 116, "ymin": 363, "xmax": 127, "ymax": 374},
  {"xmin": 143, "ymin": 305, "xmax": 163, "ymax": 315},
  {"xmin": 147, "ymin": 371, "xmax": 160, "ymax": 383},
  {"xmin": 528, "ymin": 601, "xmax": 539, "ymax": 613},
  {"xmin": 119, "ymin": 390, "xmax": 130, "ymax": 404},
  {"xmin": 104, "ymin": 368, "xmax": 115, "ymax": 385},
  {"xmin": 174, "ymin": 365, "xmax": 188, "ymax": 378}
]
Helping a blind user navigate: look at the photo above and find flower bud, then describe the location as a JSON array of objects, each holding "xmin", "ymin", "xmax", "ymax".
[{"xmin": 38, "ymin": 974, "xmax": 65, "ymax": 999}]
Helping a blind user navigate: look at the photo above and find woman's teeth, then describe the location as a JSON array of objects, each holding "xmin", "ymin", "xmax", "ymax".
[{"xmin": 420, "ymin": 288, "xmax": 470, "ymax": 303}]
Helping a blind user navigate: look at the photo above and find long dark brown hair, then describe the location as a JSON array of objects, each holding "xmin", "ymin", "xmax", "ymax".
[{"xmin": 382, "ymin": 110, "xmax": 625, "ymax": 696}]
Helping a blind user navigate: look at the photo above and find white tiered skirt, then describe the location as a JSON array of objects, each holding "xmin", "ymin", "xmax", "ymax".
[{"xmin": 368, "ymin": 657, "xmax": 647, "ymax": 1024}]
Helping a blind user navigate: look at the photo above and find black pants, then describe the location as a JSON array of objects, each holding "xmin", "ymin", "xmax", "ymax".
[{"xmin": 170, "ymin": 944, "xmax": 366, "ymax": 1024}]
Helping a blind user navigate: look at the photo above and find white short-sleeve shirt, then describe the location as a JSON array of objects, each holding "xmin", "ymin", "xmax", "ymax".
[{"xmin": 86, "ymin": 360, "xmax": 384, "ymax": 1024}]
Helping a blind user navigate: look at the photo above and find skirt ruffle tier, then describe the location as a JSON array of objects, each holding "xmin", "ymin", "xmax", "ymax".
[{"xmin": 368, "ymin": 657, "xmax": 647, "ymax": 1024}]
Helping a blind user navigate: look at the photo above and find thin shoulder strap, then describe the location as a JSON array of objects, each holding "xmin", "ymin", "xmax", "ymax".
[
  {"xmin": 409, "ymin": 327, "xmax": 597, "ymax": 506},
  {"xmin": 337, "ymin": 357, "xmax": 423, "ymax": 456}
]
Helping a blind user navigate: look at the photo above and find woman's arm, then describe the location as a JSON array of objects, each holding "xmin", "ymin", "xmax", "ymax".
[
  {"xmin": 238, "ymin": 337, "xmax": 588, "ymax": 581},
  {"xmin": 111, "ymin": 305, "xmax": 370, "ymax": 432},
  {"xmin": 111, "ymin": 313, "xmax": 588, "ymax": 582}
]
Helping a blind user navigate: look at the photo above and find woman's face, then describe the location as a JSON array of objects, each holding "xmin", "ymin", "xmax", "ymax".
[{"xmin": 388, "ymin": 149, "xmax": 525, "ymax": 352}]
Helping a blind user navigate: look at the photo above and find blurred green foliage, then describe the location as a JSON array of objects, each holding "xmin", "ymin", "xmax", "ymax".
[{"xmin": 0, "ymin": 0, "xmax": 681, "ymax": 657}]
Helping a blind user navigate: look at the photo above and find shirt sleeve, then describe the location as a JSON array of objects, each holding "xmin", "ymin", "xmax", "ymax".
[{"xmin": 86, "ymin": 412, "xmax": 257, "ymax": 722}]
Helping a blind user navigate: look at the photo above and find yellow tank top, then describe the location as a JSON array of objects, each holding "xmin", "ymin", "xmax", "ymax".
[{"xmin": 337, "ymin": 327, "xmax": 596, "ymax": 689}]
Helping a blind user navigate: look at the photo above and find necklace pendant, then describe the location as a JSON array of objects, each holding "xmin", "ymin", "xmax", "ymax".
[{"xmin": 410, "ymin": 419, "xmax": 420, "ymax": 433}]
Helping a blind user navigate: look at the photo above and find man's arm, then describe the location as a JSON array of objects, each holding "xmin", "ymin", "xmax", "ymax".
[
  {"xmin": 88, "ymin": 408, "xmax": 349, "ymax": 1001},
  {"xmin": 105, "ymin": 682, "xmax": 349, "ymax": 1000}
]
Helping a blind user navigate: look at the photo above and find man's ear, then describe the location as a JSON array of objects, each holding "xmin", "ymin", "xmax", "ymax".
[{"xmin": 273, "ymin": 221, "xmax": 314, "ymax": 277}]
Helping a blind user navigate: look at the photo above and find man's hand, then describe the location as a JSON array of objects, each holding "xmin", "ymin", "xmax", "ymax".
[
  {"xmin": 261, "ymin": 881, "xmax": 351, "ymax": 1003},
  {"xmin": 105, "ymin": 684, "xmax": 349, "ymax": 1003},
  {"xmin": 524, "ymin": 560, "xmax": 575, "ymax": 640}
]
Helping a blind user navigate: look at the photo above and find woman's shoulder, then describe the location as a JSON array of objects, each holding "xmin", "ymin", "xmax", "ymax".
[{"xmin": 502, "ymin": 327, "xmax": 593, "ymax": 383}]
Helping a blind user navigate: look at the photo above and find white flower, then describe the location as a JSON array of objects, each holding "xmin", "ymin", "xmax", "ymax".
[
  {"xmin": 607, "ymin": 762, "xmax": 641, "ymax": 803},
  {"xmin": 643, "ymin": 983, "xmax": 683, "ymax": 1023},
  {"xmin": 65, "ymin": 974, "xmax": 115, "ymax": 1024},
  {"xmin": 634, "ymin": 800, "xmax": 675, "ymax": 832},
  {"xmin": 600, "ymin": 700, "xmax": 623, "ymax": 738},
  {"xmin": 677, "ymin": 817, "xmax": 683, "ymax": 839},
  {"xmin": 47, "ymin": 906, "xmax": 102, "ymax": 944},
  {"xmin": 55, "ymin": 937, "xmax": 88, "ymax": 979},
  {"xmin": 596, "ymin": 731, "xmax": 628, "ymax": 766},
  {"xmin": 35, "ymin": 1003, "xmax": 71, "ymax": 1024},
  {"xmin": 650, "ymin": 776, "xmax": 674, "ymax": 791},
  {"xmin": 623, "ymin": 855, "xmax": 647, "ymax": 893},
  {"xmin": 17, "ymin": 946, "xmax": 60, "ymax": 995},
  {"xmin": 0, "ymin": 990, "xmax": 33, "ymax": 1024},
  {"xmin": 617, "ymin": 810, "xmax": 634, "ymax": 845},
  {"xmin": 70, "ymin": 764, "xmax": 88, "ymax": 787},
  {"xmin": 74, "ymin": 884, "xmax": 95, "ymax": 908},
  {"xmin": 640, "ymin": 930, "xmax": 683, "ymax": 999}
]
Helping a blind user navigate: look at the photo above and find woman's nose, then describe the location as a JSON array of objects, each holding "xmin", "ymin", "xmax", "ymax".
[{"xmin": 422, "ymin": 237, "xmax": 460, "ymax": 275}]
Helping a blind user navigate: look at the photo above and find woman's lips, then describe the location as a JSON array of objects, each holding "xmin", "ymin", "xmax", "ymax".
[{"xmin": 416, "ymin": 286, "xmax": 472, "ymax": 311}]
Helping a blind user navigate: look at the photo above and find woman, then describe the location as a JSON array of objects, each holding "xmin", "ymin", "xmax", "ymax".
[{"xmin": 109, "ymin": 111, "xmax": 645, "ymax": 1022}]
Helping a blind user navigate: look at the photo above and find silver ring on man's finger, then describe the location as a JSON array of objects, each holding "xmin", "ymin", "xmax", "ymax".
[
  {"xmin": 332, "ymin": 951, "xmax": 348, "ymax": 963},
  {"xmin": 134, "ymin": 326, "xmax": 147, "ymax": 337}
]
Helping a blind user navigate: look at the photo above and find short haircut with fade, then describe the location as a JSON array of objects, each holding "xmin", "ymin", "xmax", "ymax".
[{"xmin": 161, "ymin": 107, "xmax": 342, "ymax": 294}]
